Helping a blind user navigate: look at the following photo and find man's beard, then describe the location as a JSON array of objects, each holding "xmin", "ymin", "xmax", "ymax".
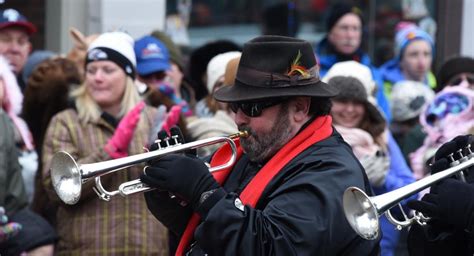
[{"xmin": 238, "ymin": 106, "xmax": 293, "ymax": 163}]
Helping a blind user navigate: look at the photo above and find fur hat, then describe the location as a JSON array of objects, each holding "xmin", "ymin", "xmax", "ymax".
[
  {"xmin": 223, "ymin": 57, "xmax": 240, "ymax": 86},
  {"xmin": 206, "ymin": 51, "xmax": 241, "ymax": 93},
  {"xmin": 86, "ymin": 31, "xmax": 136, "ymax": 78},
  {"xmin": 23, "ymin": 57, "xmax": 81, "ymax": 150},
  {"xmin": 214, "ymin": 35, "xmax": 337, "ymax": 102},
  {"xmin": 0, "ymin": 55, "xmax": 22, "ymax": 115},
  {"xmin": 437, "ymin": 56, "xmax": 474, "ymax": 89},
  {"xmin": 390, "ymin": 80, "xmax": 435, "ymax": 122},
  {"xmin": 0, "ymin": 55, "xmax": 33, "ymax": 150},
  {"xmin": 322, "ymin": 60, "xmax": 376, "ymax": 97}
]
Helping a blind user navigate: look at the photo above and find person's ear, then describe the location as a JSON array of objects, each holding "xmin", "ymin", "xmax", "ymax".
[{"xmin": 292, "ymin": 97, "xmax": 310, "ymax": 123}]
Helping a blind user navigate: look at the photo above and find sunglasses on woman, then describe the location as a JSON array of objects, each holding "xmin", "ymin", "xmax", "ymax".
[
  {"xmin": 448, "ymin": 73, "xmax": 474, "ymax": 86},
  {"xmin": 229, "ymin": 98, "xmax": 287, "ymax": 117}
]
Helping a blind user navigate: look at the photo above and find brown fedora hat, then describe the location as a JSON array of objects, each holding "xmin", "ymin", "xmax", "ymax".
[{"xmin": 214, "ymin": 35, "xmax": 338, "ymax": 102}]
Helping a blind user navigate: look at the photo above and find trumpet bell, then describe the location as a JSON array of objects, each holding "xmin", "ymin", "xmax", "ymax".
[
  {"xmin": 343, "ymin": 187, "xmax": 379, "ymax": 240},
  {"xmin": 51, "ymin": 151, "xmax": 82, "ymax": 205}
]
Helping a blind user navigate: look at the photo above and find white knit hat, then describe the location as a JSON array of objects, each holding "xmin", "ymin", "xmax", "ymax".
[
  {"xmin": 322, "ymin": 61, "xmax": 376, "ymax": 97},
  {"xmin": 86, "ymin": 31, "xmax": 136, "ymax": 78},
  {"xmin": 206, "ymin": 51, "xmax": 241, "ymax": 94},
  {"xmin": 390, "ymin": 80, "xmax": 435, "ymax": 122}
]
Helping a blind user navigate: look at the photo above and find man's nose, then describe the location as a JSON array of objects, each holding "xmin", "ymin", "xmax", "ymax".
[
  {"xmin": 347, "ymin": 28, "xmax": 359, "ymax": 38},
  {"xmin": 234, "ymin": 109, "xmax": 249, "ymax": 126}
]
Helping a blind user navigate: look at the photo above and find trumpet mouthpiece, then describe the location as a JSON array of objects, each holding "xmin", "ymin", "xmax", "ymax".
[{"xmin": 230, "ymin": 131, "xmax": 249, "ymax": 139}]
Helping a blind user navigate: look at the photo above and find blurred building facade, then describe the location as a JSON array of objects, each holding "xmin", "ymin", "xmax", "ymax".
[{"xmin": 1, "ymin": 0, "xmax": 473, "ymax": 71}]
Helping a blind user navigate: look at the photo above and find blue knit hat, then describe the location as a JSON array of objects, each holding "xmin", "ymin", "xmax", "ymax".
[{"xmin": 395, "ymin": 25, "xmax": 434, "ymax": 60}]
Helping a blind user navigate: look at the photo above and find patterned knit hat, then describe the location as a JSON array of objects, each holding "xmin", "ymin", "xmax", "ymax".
[
  {"xmin": 390, "ymin": 80, "xmax": 435, "ymax": 122},
  {"xmin": 420, "ymin": 86, "xmax": 474, "ymax": 143},
  {"xmin": 395, "ymin": 24, "xmax": 434, "ymax": 60}
]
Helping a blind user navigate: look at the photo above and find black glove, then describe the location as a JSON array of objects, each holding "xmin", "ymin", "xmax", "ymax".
[
  {"xmin": 432, "ymin": 135, "xmax": 474, "ymax": 175},
  {"xmin": 140, "ymin": 154, "xmax": 222, "ymax": 211},
  {"xmin": 143, "ymin": 126, "xmax": 194, "ymax": 234},
  {"xmin": 408, "ymin": 178, "xmax": 474, "ymax": 232},
  {"xmin": 434, "ymin": 135, "xmax": 473, "ymax": 162}
]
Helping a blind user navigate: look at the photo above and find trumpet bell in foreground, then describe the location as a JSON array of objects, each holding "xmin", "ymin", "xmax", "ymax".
[
  {"xmin": 343, "ymin": 186, "xmax": 380, "ymax": 240},
  {"xmin": 51, "ymin": 151, "xmax": 82, "ymax": 205}
]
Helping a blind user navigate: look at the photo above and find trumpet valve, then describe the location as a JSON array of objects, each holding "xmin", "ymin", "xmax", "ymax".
[
  {"xmin": 457, "ymin": 149, "xmax": 469, "ymax": 163},
  {"xmin": 153, "ymin": 139, "xmax": 163, "ymax": 150},
  {"xmin": 448, "ymin": 153, "xmax": 460, "ymax": 167},
  {"xmin": 171, "ymin": 134, "xmax": 180, "ymax": 145},
  {"xmin": 466, "ymin": 144, "xmax": 474, "ymax": 158}
]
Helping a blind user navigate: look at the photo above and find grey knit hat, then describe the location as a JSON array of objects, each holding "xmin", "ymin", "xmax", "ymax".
[
  {"xmin": 22, "ymin": 50, "xmax": 56, "ymax": 84},
  {"xmin": 330, "ymin": 76, "xmax": 367, "ymax": 102}
]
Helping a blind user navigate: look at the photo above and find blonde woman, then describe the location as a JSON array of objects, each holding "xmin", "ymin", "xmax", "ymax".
[{"xmin": 41, "ymin": 32, "xmax": 169, "ymax": 255}]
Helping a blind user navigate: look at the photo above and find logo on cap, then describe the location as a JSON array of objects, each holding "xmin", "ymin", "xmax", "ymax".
[
  {"xmin": 141, "ymin": 43, "xmax": 165, "ymax": 60},
  {"xmin": 88, "ymin": 49, "xmax": 108, "ymax": 61},
  {"xmin": 3, "ymin": 9, "xmax": 21, "ymax": 22}
]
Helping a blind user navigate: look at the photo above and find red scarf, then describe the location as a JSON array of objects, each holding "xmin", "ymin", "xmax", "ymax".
[{"xmin": 175, "ymin": 115, "xmax": 333, "ymax": 255}]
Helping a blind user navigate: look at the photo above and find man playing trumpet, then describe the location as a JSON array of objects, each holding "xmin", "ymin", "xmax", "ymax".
[{"xmin": 140, "ymin": 35, "xmax": 380, "ymax": 255}]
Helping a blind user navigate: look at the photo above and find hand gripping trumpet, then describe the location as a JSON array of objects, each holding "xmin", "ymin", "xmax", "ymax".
[
  {"xmin": 343, "ymin": 143, "xmax": 474, "ymax": 240},
  {"xmin": 50, "ymin": 131, "xmax": 248, "ymax": 205}
]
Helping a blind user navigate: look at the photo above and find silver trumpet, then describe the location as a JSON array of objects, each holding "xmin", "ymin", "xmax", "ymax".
[
  {"xmin": 343, "ymin": 144, "xmax": 474, "ymax": 240},
  {"xmin": 50, "ymin": 131, "xmax": 248, "ymax": 205}
]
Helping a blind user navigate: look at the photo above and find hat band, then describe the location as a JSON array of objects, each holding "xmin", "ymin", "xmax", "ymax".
[
  {"xmin": 86, "ymin": 47, "xmax": 136, "ymax": 79},
  {"xmin": 236, "ymin": 66, "xmax": 320, "ymax": 88}
]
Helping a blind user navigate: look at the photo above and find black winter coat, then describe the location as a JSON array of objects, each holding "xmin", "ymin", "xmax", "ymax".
[{"xmin": 145, "ymin": 131, "xmax": 381, "ymax": 255}]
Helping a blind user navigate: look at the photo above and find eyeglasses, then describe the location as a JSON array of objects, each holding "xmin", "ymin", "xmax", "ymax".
[
  {"xmin": 447, "ymin": 74, "xmax": 474, "ymax": 86},
  {"xmin": 140, "ymin": 71, "xmax": 167, "ymax": 82},
  {"xmin": 229, "ymin": 98, "xmax": 286, "ymax": 117}
]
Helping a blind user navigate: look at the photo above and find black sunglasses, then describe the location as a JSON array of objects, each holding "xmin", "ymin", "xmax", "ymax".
[
  {"xmin": 448, "ymin": 74, "xmax": 474, "ymax": 86},
  {"xmin": 141, "ymin": 71, "xmax": 167, "ymax": 81},
  {"xmin": 230, "ymin": 98, "xmax": 287, "ymax": 117}
]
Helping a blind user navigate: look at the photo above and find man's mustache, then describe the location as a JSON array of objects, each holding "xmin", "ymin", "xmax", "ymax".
[{"xmin": 341, "ymin": 40, "xmax": 359, "ymax": 47}]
